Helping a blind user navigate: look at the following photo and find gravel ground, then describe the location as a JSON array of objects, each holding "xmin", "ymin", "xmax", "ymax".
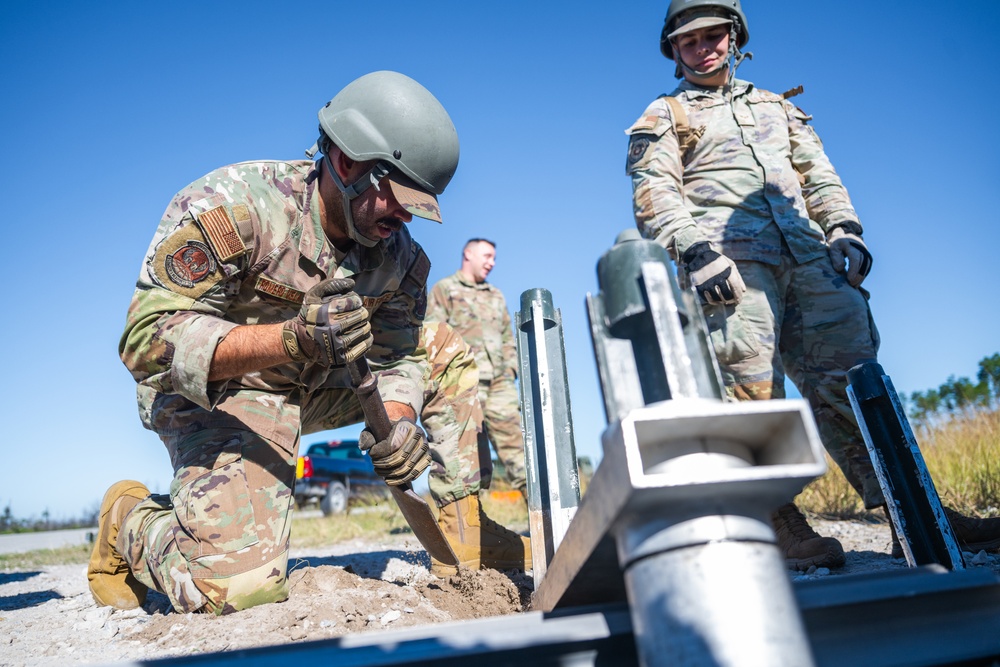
[{"xmin": 2, "ymin": 517, "xmax": 999, "ymax": 667}]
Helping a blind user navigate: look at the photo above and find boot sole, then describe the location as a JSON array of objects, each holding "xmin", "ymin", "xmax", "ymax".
[
  {"xmin": 785, "ymin": 550, "xmax": 846, "ymax": 571},
  {"xmin": 430, "ymin": 558, "xmax": 480, "ymax": 577},
  {"xmin": 430, "ymin": 558, "xmax": 528, "ymax": 577},
  {"xmin": 958, "ymin": 538, "xmax": 1000, "ymax": 552}
]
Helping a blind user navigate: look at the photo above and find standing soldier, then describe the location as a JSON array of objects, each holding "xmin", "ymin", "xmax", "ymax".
[
  {"xmin": 626, "ymin": 0, "xmax": 1000, "ymax": 570},
  {"xmin": 428, "ymin": 239, "xmax": 527, "ymax": 500},
  {"xmin": 89, "ymin": 71, "xmax": 526, "ymax": 616}
]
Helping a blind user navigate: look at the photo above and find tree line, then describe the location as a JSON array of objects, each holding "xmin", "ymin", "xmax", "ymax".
[
  {"xmin": 0, "ymin": 504, "xmax": 99, "ymax": 533},
  {"xmin": 904, "ymin": 353, "xmax": 1000, "ymax": 426}
]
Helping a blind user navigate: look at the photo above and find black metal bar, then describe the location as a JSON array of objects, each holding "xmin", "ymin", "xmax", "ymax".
[{"xmin": 846, "ymin": 362, "xmax": 964, "ymax": 570}]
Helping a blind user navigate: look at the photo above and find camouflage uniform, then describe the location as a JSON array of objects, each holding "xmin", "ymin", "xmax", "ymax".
[
  {"xmin": 421, "ymin": 320, "xmax": 492, "ymax": 506},
  {"xmin": 119, "ymin": 160, "xmax": 481, "ymax": 614},
  {"xmin": 427, "ymin": 272, "xmax": 526, "ymax": 491},
  {"xmin": 626, "ymin": 79, "xmax": 883, "ymax": 508}
]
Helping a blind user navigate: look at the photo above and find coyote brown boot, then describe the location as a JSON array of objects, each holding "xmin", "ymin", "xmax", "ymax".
[
  {"xmin": 87, "ymin": 480, "xmax": 149, "ymax": 609},
  {"xmin": 430, "ymin": 494, "xmax": 532, "ymax": 576},
  {"xmin": 944, "ymin": 506, "xmax": 1000, "ymax": 552},
  {"xmin": 772, "ymin": 503, "xmax": 846, "ymax": 571}
]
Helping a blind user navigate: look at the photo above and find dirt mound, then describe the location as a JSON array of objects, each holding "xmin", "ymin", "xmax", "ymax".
[{"xmin": 1, "ymin": 535, "xmax": 533, "ymax": 666}]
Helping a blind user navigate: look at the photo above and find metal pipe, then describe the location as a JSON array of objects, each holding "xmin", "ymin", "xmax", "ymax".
[{"xmin": 516, "ymin": 287, "xmax": 580, "ymax": 588}]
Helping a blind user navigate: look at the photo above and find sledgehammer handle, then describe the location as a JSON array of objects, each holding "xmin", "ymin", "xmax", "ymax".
[
  {"xmin": 347, "ymin": 357, "xmax": 391, "ymax": 441},
  {"xmin": 346, "ymin": 356, "xmax": 460, "ymax": 566}
]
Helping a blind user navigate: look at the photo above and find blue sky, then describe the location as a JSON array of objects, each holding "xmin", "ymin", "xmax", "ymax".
[{"xmin": 2, "ymin": 1, "xmax": 998, "ymax": 519}]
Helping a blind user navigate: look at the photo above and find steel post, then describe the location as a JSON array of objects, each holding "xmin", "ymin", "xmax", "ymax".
[
  {"xmin": 516, "ymin": 287, "xmax": 580, "ymax": 588},
  {"xmin": 847, "ymin": 362, "xmax": 964, "ymax": 569}
]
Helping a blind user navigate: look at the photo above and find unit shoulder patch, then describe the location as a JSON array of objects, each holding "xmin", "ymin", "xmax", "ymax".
[{"xmin": 150, "ymin": 224, "xmax": 223, "ymax": 299}]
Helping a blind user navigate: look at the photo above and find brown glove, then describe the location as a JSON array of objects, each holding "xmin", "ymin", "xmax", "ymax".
[
  {"xmin": 282, "ymin": 277, "xmax": 373, "ymax": 366},
  {"xmin": 358, "ymin": 418, "xmax": 431, "ymax": 486}
]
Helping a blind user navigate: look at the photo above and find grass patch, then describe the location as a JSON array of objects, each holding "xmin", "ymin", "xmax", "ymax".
[
  {"xmin": 290, "ymin": 498, "xmax": 411, "ymax": 549},
  {"xmin": 798, "ymin": 408, "xmax": 1000, "ymax": 519},
  {"xmin": 0, "ymin": 543, "xmax": 91, "ymax": 570},
  {"xmin": 290, "ymin": 490, "xmax": 530, "ymax": 549}
]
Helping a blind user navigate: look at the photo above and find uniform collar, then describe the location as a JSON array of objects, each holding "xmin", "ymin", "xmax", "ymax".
[
  {"xmin": 676, "ymin": 77, "xmax": 753, "ymax": 99},
  {"xmin": 454, "ymin": 270, "xmax": 490, "ymax": 289}
]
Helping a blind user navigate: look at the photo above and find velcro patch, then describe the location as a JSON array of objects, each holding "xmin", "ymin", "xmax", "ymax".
[
  {"xmin": 626, "ymin": 114, "xmax": 660, "ymax": 135},
  {"xmin": 255, "ymin": 276, "xmax": 305, "ymax": 305},
  {"xmin": 362, "ymin": 292, "xmax": 394, "ymax": 314},
  {"xmin": 627, "ymin": 135, "xmax": 651, "ymax": 168},
  {"xmin": 197, "ymin": 205, "xmax": 247, "ymax": 263},
  {"xmin": 150, "ymin": 224, "xmax": 222, "ymax": 299},
  {"xmin": 231, "ymin": 204, "xmax": 251, "ymax": 222}
]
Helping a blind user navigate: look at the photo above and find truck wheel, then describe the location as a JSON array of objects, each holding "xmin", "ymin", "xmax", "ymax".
[{"xmin": 320, "ymin": 481, "xmax": 348, "ymax": 516}]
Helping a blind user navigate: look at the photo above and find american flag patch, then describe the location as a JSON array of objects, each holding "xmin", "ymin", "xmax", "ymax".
[
  {"xmin": 255, "ymin": 276, "xmax": 305, "ymax": 304},
  {"xmin": 198, "ymin": 205, "xmax": 246, "ymax": 262}
]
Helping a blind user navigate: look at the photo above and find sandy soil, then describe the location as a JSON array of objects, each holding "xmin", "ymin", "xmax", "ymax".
[{"xmin": 3, "ymin": 518, "xmax": 999, "ymax": 666}]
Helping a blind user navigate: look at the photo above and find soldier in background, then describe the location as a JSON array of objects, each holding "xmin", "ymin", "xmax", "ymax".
[
  {"xmin": 89, "ymin": 72, "xmax": 526, "ymax": 616},
  {"xmin": 428, "ymin": 239, "xmax": 527, "ymax": 500},
  {"xmin": 626, "ymin": 0, "xmax": 1000, "ymax": 570}
]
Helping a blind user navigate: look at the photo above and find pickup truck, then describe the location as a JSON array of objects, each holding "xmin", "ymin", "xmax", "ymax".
[{"xmin": 293, "ymin": 439, "xmax": 388, "ymax": 516}]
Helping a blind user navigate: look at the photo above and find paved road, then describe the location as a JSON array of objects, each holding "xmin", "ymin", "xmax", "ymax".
[{"xmin": 0, "ymin": 528, "xmax": 94, "ymax": 555}]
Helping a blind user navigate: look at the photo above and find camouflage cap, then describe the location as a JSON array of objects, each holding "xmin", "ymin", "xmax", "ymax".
[
  {"xmin": 387, "ymin": 171, "xmax": 442, "ymax": 223},
  {"xmin": 666, "ymin": 8, "xmax": 732, "ymax": 40}
]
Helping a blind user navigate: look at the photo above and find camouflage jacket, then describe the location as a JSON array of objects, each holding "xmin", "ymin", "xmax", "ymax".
[
  {"xmin": 426, "ymin": 272, "xmax": 516, "ymax": 383},
  {"xmin": 120, "ymin": 160, "xmax": 429, "ymax": 450},
  {"xmin": 626, "ymin": 78, "xmax": 860, "ymax": 265}
]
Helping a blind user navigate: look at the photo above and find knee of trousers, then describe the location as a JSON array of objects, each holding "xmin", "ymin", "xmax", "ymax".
[{"xmin": 193, "ymin": 552, "xmax": 291, "ymax": 615}]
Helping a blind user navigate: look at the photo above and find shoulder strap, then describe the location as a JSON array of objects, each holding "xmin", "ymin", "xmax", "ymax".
[{"xmin": 664, "ymin": 96, "xmax": 704, "ymax": 162}]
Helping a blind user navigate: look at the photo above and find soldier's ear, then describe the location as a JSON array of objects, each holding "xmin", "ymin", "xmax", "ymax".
[{"xmin": 327, "ymin": 147, "xmax": 355, "ymax": 181}]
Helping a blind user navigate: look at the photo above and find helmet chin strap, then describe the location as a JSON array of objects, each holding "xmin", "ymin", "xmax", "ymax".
[{"xmin": 322, "ymin": 152, "xmax": 393, "ymax": 248}]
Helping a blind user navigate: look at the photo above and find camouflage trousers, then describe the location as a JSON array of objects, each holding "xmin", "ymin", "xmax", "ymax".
[
  {"xmin": 478, "ymin": 374, "xmax": 527, "ymax": 491},
  {"xmin": 422, "ymin": 321, "xmax": 492, "ymax": 507},
  {"xmin": 699, "ymin": 250, "xmax": 883, "ymax": 508},
  {"xmin": 121, "ymin": 321, "xmax": 488, "ymax": 614}
]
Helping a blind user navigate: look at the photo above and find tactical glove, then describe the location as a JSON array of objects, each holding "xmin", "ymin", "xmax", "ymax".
[
  {"xmin": 827, "ymin": 225, "xmax": 872, "ymax": 288},
  {"xmin": 358, "ymin": 418, "xmax": 431, "ymax": 486},
  {"xmin": 282, "ymin": 277, "xmax": 373, "ymax": 366},
  {"xmin": 681, "ymin": 242, "xmax": 746, "ymax": 306}
]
